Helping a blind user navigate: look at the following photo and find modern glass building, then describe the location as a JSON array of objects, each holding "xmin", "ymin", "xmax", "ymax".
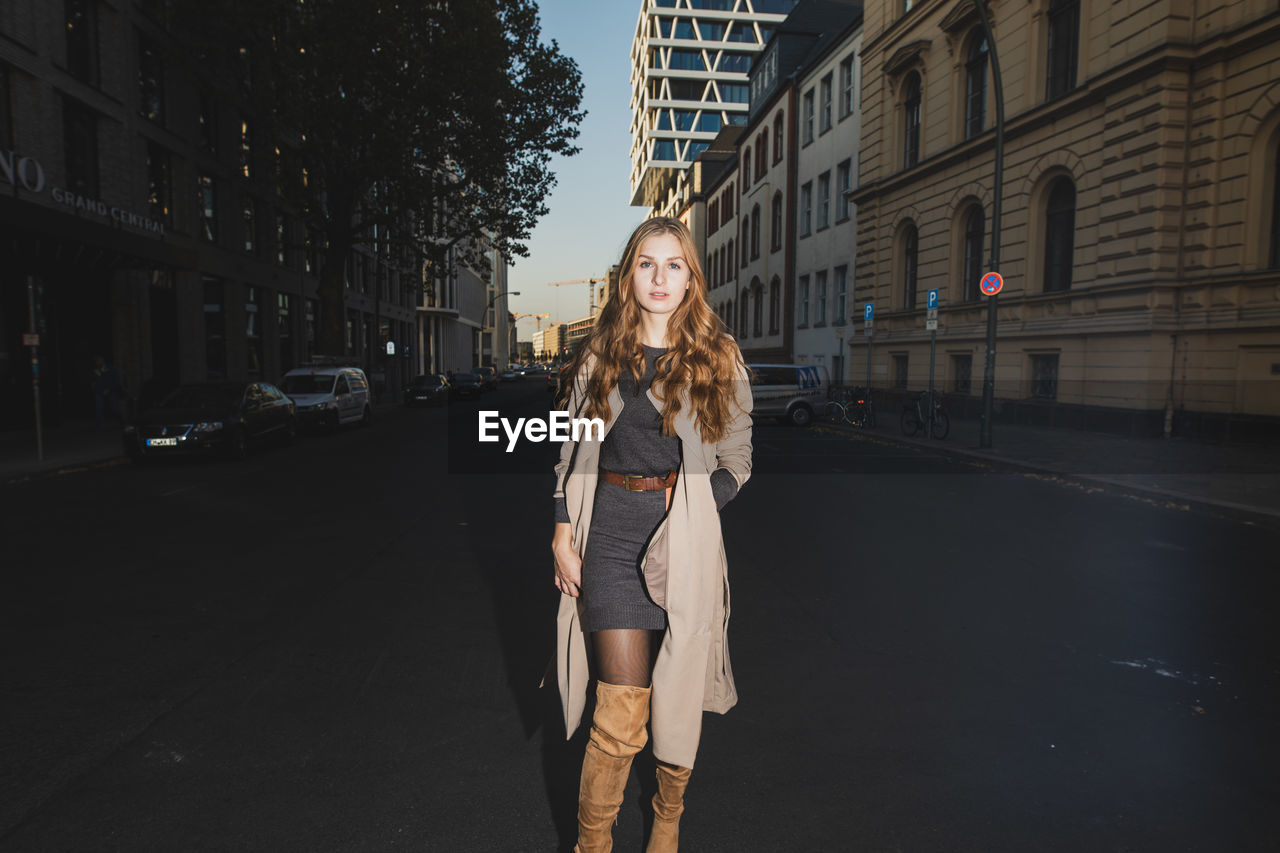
[{"xmin": 629, "ymin": 0, "xmax": 798, "ymax": 213}]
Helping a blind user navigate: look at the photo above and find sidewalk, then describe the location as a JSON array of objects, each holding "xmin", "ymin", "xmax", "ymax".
[{"xmin": 829, "ymin": 411, "xmax": 1280, "ymax": 527}]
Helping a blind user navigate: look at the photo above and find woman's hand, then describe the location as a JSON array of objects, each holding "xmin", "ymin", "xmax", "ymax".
[{"xmin": 552, "ymin": 522, "xmax": 582, "ymax": 597}]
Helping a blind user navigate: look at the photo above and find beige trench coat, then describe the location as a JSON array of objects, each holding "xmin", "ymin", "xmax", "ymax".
[{"xmin": 552, "ymin": 350, "xmax": 753, "ymax": 769}]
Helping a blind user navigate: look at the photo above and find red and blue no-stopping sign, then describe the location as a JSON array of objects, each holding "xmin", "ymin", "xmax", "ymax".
[{"xmin": 980, "ymin": 272, "xmax": 1004, "ymax": 296}]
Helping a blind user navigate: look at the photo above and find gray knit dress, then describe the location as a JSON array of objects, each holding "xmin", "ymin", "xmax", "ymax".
[{"xmin": 555, "ymin": 345, "xmax": 740, "ymax": 632}]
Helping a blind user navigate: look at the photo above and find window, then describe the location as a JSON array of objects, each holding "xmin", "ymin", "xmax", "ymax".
[
  {"xmin": 306, "ymin": 227, "xmax": 321, "ymax": 275},
  {"xmin": 769, "ymin": 277, "xmax": 780, "ymax": 333},
  {"xmin": 1044, "ymin": 177, "xmax": 1076, "ymax": 291},
  {"xmin": 306, "ymin": 299, "xmax": 317, "ymax": 359},
  {"xmin": 965, "ymin": 34, "xmax": 987, "ymax": 139},
  {"xmin": 834, "ymin": 265, "xmax": 848, "ymax": 322},
  {"xmin": 198, "ymin": 175, "xmax": 217, "ymax": 242},
  {"xmin": 669, "ymin": 50, "xmax": 705, "ymax": 71},
  {"xmin": 278, "ymin": 293, "xmax": 295, "ymax": 372},
  {"xmin": 743, "ymin": 147, "xmax": 752, "ymax": 187},
  {"xmin": 836, "ymin": 159, "xmax": 851, "ymax": 221},
  {"xmin": 802, "ymin": 89, "xmax": 814, "ymax": 144},
  {"xmin": 962, "ymin": 205, "xmax": 984, "ymax": 301},
  {"xmin": 709, "ymin": 201, "xmax": 720, "ymax": 233},
  {"xmin": 728, "ymin": 239, "xmax": 736, "ymax": 277},
  {"xmin": 199, "ymin": 92, "xmax": 217, "ymax": 153},
  {"xmin": 246, "ymin": 287, "xmax": 263, "ymax": 378},
  {"xmin": 903, "ymin": 72, "xmax": 921, "ymax": 168},
  {"xmin": 752, "ymin": 285, "xmax": 762, "ymax": 336},
  {"xmin": 800, "ymin": 181, "xmax": 813, "ymax": 236},
  {"xmin": 277, "ymin": 213, "xmax": 288, "ymax": 266},
  {"xmin": 902, "ymin": 0, "xmax": 915, "ymax": 13},
  {"xmin": 757, "ymin": 131, "xmax": 768, "ymax": 179},
  {"xmin": 203, "ymin": 277, "xmax": 226, "ymax": 379},
  {"xmin": 241, "ymin": 196, "xmax": 256, "ymax": 253},
  {"xmin": 773, "ymin": 111, "xmax": 783, "ymax": 162},
  {"xmin": 1030, "ymin": 353, "xmax": 1059, "ymax": 399},
  {"xmin": 951, "ymin": 354, "xmax": 972, "ymax": 395},
  {"xmin": 817, "ymin": 171, "xmax": 830, "ymax": 229},
  {"xmin": 62, "ymin": 98, "xmax": 99, "ymax": 196},
  {"xmin": 65, "ymin": 1, "xmax": 99, "ymax": 85},
  {"xmin": 1046, "ymin": 0, "xmax": 1080, "ymax": 101},
  {"xmin": 137, "ymin": 37, "xmax": 164, "ymax": 125},
  {"xmin": 739, "ymin": 299, "xmax": 748, "ymax": 337},
  {"xmin": 720, "ymin": 83, "xmax": 749, "ymax": 103},
  {"xmin": 893, "ymin": 354, "xmax": 909, "ymax": 389},
  {"xmin": 839, "ymin": 54, "xmax": 855, "ymax": 118},
  {"xmin": 771, "ymin": 192, "xmax": 783, "ymax": 252},
  {"xmin": 798, "ymin": 275, "xmax": 810, "ymax": 326},
  {"xmin": 741, "ymin": 222, "xmax": 750, "ymax": 265},
  {"xmin": 819, "ymin": 74, "xmax": 833, "ymax": 133},
  {"xmin": 239, "ymin": 118, "xmax": 252, "ymax": 178},
  {"xmin": 145, "ymin": 143, "xmax": 171, "ymax": 225},
  {"xmin": 750, "ymin": 205, "xmax": 761, "ymax": 260},
  {"xmin": 902, "ymin": 223, "xmax": 919, "ymax": 308},
  {"xmin": 815, "ymin": 270, "xmax": 827, "ymax": 325}
]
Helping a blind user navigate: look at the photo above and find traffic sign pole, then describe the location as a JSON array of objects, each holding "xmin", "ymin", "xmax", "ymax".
[
  {"xmin": 975, "ymin": 0, "xmax": 1004, "ymax": 449},
  {"xmin": 27, "ymin": 275, "xmax": 43, "ymax": 462},
  {"xmin": 927, "ymin": 291, "xmax": 938, "ymax": 440},
  {"xmin": 863, "ymin": 303, "xmax": 874, "ymax": 417}
]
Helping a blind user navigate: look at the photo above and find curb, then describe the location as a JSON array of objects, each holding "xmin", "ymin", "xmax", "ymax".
[{"xmin": 816, "ymin": 420, "xmax": 1280, "ymax": 531}]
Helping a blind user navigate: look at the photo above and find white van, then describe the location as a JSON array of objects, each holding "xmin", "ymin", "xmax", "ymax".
[
  {"xmin": 279, "ymin": 366, "xmax": 373, "ymax": 430},
  {"xmin": 747, "ymin": 363, "xmax": 830, "ymax": 427}
]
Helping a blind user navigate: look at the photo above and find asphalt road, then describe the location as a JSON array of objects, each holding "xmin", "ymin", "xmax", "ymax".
[{"xmin": 0, "ymin": 378, "xmax": 1276, "ymax": 852}]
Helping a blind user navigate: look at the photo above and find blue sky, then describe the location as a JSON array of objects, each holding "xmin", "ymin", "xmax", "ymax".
[{"xmin": 506, "ymin": 0, "xmax": 648, "ymax": 336}]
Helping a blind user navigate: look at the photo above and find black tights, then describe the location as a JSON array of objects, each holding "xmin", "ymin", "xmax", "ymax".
[{"xmin": 592, "ymin": 629, "xmax": 663, "ymax": 687}]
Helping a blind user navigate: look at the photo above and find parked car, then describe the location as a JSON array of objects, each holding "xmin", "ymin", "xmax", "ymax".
[
  {"xmin": 546, "ymin": 370, "xmax": 560, "ymax": 393},
  {"xmin": 499, "ymin": 369, "xmax": 518, "ymax": 382},
  {"xmin": 746, "ymin": 363, "xmax": 830, "ymax": 427},
  {"xmin": 279, "ymin": 366, "xmax": 373, "ymax": 430},
  {"xmin": 474, "ymin": 366, "xmax": 498, "ymax": 391},
  {"xmin": 124, "ymin": 382, "xmax": 296, "ymax": 460},
  {"xmin": 404, "ymin": 374, "xmax": 449, "ymax": 406},
  {"xmin": 450, "ymin": 372, "xmax": 484, "ymax": 400}
]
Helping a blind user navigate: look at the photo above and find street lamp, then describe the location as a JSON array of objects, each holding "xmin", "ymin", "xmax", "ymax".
[{"xmin": 488, "ymin": 289, "xmax": 520, "ymax": 309}]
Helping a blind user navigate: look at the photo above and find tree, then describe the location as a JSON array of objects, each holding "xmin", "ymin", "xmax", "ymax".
[{"xmin": 174, "ymin": 0, "xmax": 584, "ymax": 355}]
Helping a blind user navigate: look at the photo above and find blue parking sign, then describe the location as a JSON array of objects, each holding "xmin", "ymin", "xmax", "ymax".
[
  {"xmin": 927, "ymin": 289, "xmax": 938, "ymax": 310},
  {"xmin": 864, "ymin": 303, "xmax": 874, "ymax": 321}
]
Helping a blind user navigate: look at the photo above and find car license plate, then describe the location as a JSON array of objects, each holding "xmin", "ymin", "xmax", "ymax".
[{"xmin": 147, "ymin": 437, "xmax": 178, "ymax": 447}]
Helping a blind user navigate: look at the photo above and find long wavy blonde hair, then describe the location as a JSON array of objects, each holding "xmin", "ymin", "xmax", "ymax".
[{"xmin": 560, "ymin": 217, "xmax": 744, "ymax": 444}]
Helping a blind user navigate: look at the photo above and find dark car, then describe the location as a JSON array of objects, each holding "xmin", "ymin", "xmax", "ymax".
[
  {"xmin": 474, "ymin": 366, "xmax": 498, "ymax": 392},
  {"xmin": 546, "ymin": 370, "xmax": 560, "ymax": 393},
  {"xmin": 450, "ymin": 372, "xmax": 484, "ymax": 401},
  {"xmin": 124, "ymin": 382, "xmax": 296, "ymax": 460},
  {"xmin": 404, "ymin": 374, "xmax": 449, "ymax": 406}
]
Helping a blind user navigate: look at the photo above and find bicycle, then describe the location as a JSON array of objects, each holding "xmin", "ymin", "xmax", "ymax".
[
  {"xmin": 900, "ymin": 390, "xmax": 950, "ymax": 439},
  {"xmin": 824, "ymin": 386, "xmax": 876, "ymax": 428}
]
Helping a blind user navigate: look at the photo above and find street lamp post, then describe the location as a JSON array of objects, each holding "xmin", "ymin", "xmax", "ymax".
[
  {"xmin": 975, "ymin": 0, "xmax": 1004, "ymax": 449},
  {"xmin": 485, "ymin": 290, "xmax": 519, "ymax": 368}
]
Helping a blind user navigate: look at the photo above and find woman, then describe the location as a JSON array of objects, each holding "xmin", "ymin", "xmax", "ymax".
[{"xmin": 551, "ymin": 217, "xmax": 753, "ymax": 852}]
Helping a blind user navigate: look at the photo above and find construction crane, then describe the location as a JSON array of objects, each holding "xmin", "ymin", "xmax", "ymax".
[
  {"xmin": 512, "ymin": 312, "xmax": 551, "ymax": 332},
  {"xmin": 548, "ymin": 277, "xmax": 607, "ymax": 317}
]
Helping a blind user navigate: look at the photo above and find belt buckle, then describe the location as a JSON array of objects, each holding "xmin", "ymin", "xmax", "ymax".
[{"xmin": 624, "ymin": 473, "xmax": 645, "ymax": 492}]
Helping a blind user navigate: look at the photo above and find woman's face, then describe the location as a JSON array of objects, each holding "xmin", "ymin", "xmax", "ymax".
[{"xmin": 631, "ymin": 232, "xmax": 691, "ymax": 317}]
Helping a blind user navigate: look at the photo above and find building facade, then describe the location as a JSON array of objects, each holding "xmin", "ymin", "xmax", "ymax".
[
  {"xmin": 0, "ymin": 1, "xmax": 417, "ymax": 430},
  {"xmin": 851, "ymin": 0, "xmax": 1280, "ymax": 432},
  {"xmin": 630, "ymin": 0, "xmax": 799, "ymax": 216}
]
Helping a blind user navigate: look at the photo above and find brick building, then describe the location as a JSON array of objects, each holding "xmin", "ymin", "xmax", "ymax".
[{"xmin": 850, "ymin": 0, "xmax": 1280, "ymax": 434}]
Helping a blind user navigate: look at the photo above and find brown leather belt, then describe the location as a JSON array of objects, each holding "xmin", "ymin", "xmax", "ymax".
[{"xmin": 599, "ymin": 468, "xmax": 677, "ymax": 492}]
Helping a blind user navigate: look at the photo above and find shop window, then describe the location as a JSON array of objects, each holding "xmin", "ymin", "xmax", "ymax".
[
  {"xmin": 145, "ymin": 143, "xmax": 171, "ymax": 225},
  {"xmin": 771, "ymin": 192, "xmax": 782, "ymax": 252},
  {"xmin": 962, "ymin": 205, "xmax": 984, "ymax": 301},
  {"xmin": 62, "ymin": 98, "xmax": 99, "ymax": 197},
  {"xmin": 203, "ymin": 277, "xmax": 226, "ymax": 379},
  {"xmin": 1046, "ymin": 0, "xmax": 1080, "ymax": 101},
  {"xmin": 137, "ymin": 36, "xmax": 164, "ymax": 125},
  {"xmin": 198, "ymin": 175, "xmax": 217, "ymax": 243},
  {"xmin": 800, "ymin": 181, "xmax": 812, "ymax": 236},
  {"xmin": 65, "ymin": 0, "xmax": 99, "ymax": 86},
  {"xmin": 837, "ymin": 160, "xmax": 851, "ymax": 221},
  {"xmin": 951, "ymin": 354, "xmax": 972, "ymax": 394},
  {"xmin": 903, "ymin": 72, "xmax": 921, "ymax": 168},
  {"xmin": 802, "ymin": 88, "xmax": 814, "ymax": 144},
  {"xmin": 798, "ymin": 274, "xmax": 810, "ymax": 326},
  {"xmin": 819, "ymin": 73, "xmax": 833, "ymax": 134},
  {"xmin": 815, "ymin": 270, "xmax": 827, "ymax": 325},
  {"xmin": 769, "ymin": 277, "xmax": 780, "ymax": 334},
  {"xmin": 817, "ymin": 171, "xmax": 830, "ymax": 230},
  {"xmin": 901, "ymin": 222, "xmax": 919, "ymax": 309},
  {"xmin": 1044, "ymin": 177, "xmax": 1076, "ymax": 291},
  {"xmin": 1030, "ymin": 353, "xmax": 1059, "ymax": 399},
  {"xmin": 965, "ymin": 33, "xmax": 987, "ymax": 139}
]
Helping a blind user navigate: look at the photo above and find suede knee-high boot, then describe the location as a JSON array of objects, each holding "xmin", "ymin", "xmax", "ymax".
[
  {"xmin": 574, "ymin": 681, "xmax": 652, "ymax": 853},
  {"xmin": 644, "ymin": 761, "xmax": 692, "ymax": 853}
]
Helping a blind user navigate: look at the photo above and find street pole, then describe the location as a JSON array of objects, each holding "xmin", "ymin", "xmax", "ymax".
[
  {"xmin": 975, "ymin": 0, "xmax": 1004, "ymax": 448},
  {"xmin": 928, "ymin": 322, "xmax": 937, "ymax": 440},
  {"xmin": 27, "ymin": 276, "xmax": 44, "ymax": 462}
]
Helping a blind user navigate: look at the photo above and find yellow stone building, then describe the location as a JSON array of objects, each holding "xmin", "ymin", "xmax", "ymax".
[{"xmin": 850, "ymin": 0, "xmax": 1280, "ymax": 437}]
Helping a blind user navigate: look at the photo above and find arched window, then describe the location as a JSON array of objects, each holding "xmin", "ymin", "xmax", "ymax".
[
  {"xmin": 741, "ymin": 221, "xmax": 750, "ymax": 265},
  {"xmin": 728, "ymin": 239, "xmax": 736, "ymax": 277},
  {"xmin": 750, "ymin": 205, "xmax": 761, "ymax": 259},
  {"xmin": 1044, "ymin": 177, "xmax": 1076, "ymax": 291},
  {"xmin": 902, "ymin": 222, "xmax": 919, "ymax": 308},
  {"xmin": 720, "ymin": 245, "xmax": 728, "ymax": 283},
  {"xmin": 770, "ymin": 192, "xmax": 783, "ymax": 252},
  {"xmin": 1046, "ymin": 0, "xmax": 1080, "ymax": 100},
  {"xmin": 708, "ymin": 253, "xmax": 717, "ymax": 289},
  {"xmin": 740, "ymin": 298, "xmax": 749, "ymax": 337},
  {"xmin": 773, "ymin": 111, "xmax": 784, "ymax": 162},
  {"xmin": 742, "ymin": 147, "xmax": 752, "ymax": 187},
  {"xmin": 962, "ymin": 205, "xmax": 984, "ymax": 301},
  {"xmin": 903, "ymin": 72, "xmax": 922, "ymax": 168},
  {"xmin": 752, "ymin": 284, "xmax": 763, "ymax": 336},
  {"xmin": 769, "ymin": 277, "xmax": 780, "ymax": 333},
  {"xmin": 758, "ymin": 130, "xmax": 768, "ymax": 177},
  {"xmin": 965, "ymin": 34, "xmax": 987, "ymax": 139}
]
